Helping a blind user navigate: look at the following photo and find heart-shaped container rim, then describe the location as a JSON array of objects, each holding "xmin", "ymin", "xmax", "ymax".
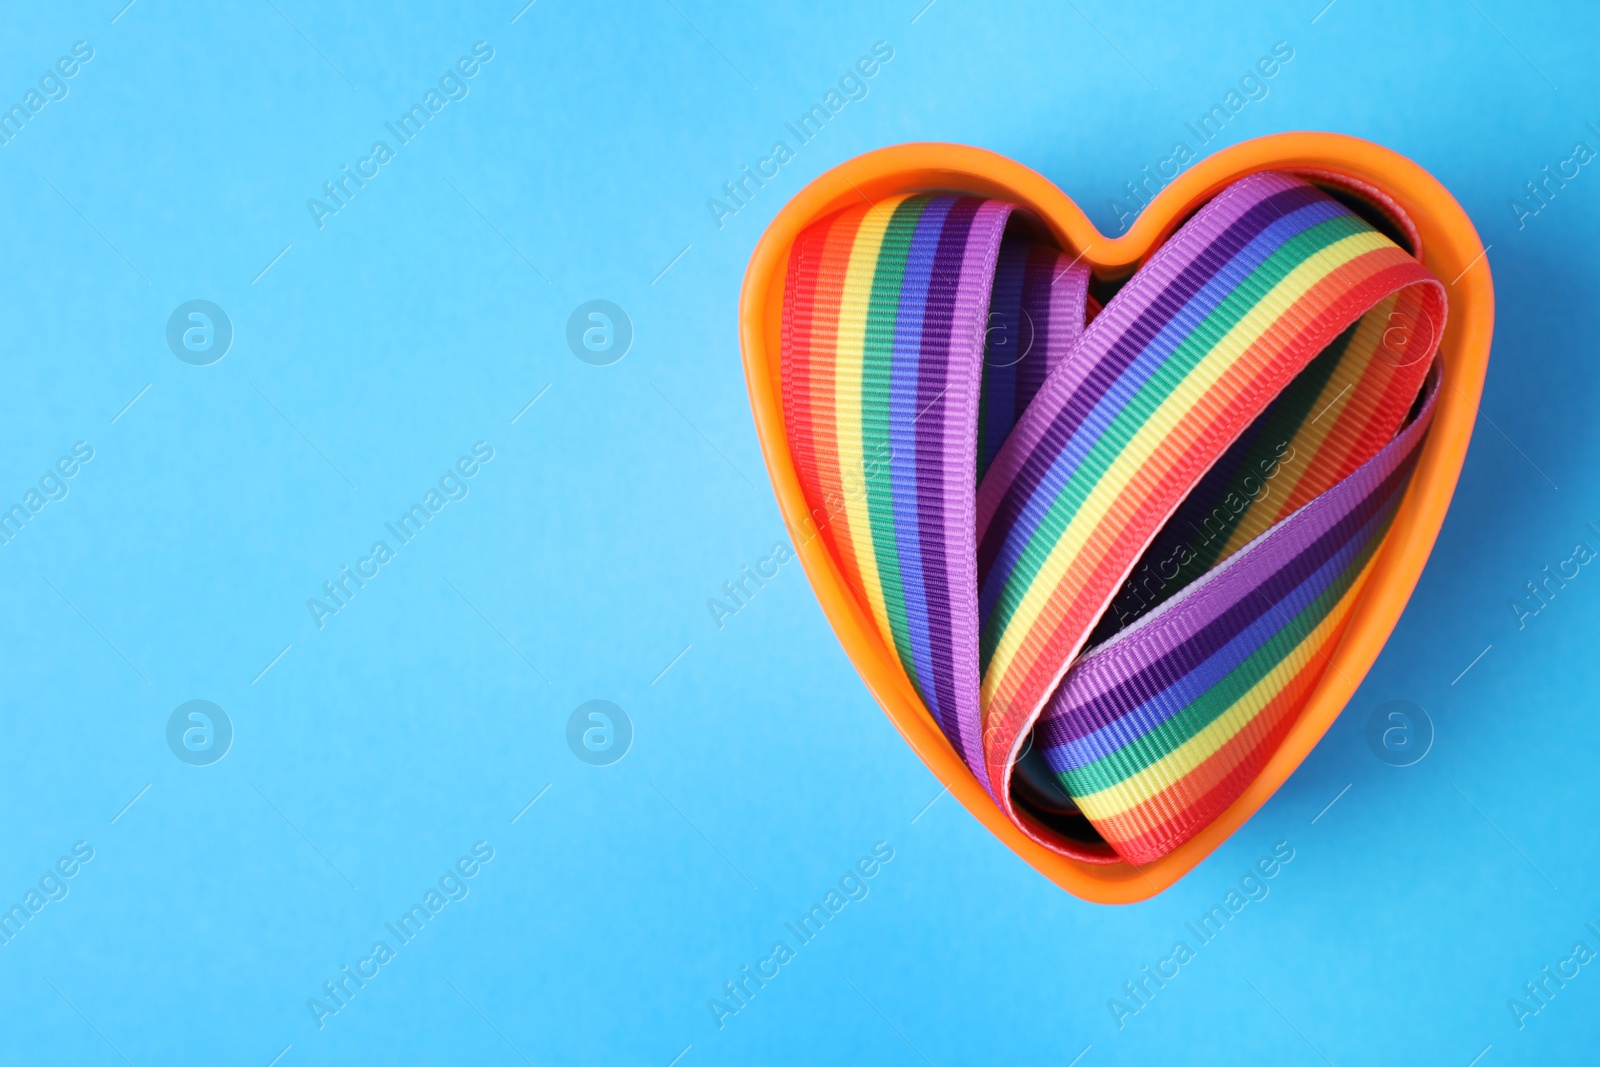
[{"xmin": 738, "ymin": 133, "xmax": 1493, "ymax": 904}]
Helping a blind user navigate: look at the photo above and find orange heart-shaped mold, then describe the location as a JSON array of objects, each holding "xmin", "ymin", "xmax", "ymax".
[{"xmin": 738, "ymin": 133, "xmax": 1493, "ymax": 903}]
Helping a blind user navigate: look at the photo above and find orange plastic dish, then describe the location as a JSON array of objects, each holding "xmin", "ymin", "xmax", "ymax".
[{"xmin": 737, "ymin": 134, "xmax": 1493, "ymax": 904}]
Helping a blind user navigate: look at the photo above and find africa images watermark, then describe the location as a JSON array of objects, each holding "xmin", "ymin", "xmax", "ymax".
[
  {"xmin": 1107, "ymin": 841, "xmax": 1296, "ymax": 1030},
  {"xmin": 1506, "ymin": 920, "xmax": 1600, "ymax": 1032},
  {"xmin": 307, "ymin": 840, "xmax": 496, "ymax": 1031},
  {"xmin": 1099, "ymin": 438, "xmax": 1293, "ymax": 630},
  {"xmin": 1507, "ymin": 121, "xmax": 1600, "ymax": 231},
  {"xmin": 706, "ymin": 841, "xmax": 896, "ymax": 1031},
  {"xmin": 705, "ymin": 40, "xmax": 896, "ymax": 231},
  {"xmin": 0, "ymin": 440, "xmax": 95, "ymax": 550},
  {"xmin": 0, "ymin": 841, "xmax": 95, "ymax": 949},
  {"xmin": 306, "ymin": 441, "xmax": 496, "ymax": 630},
  {"xmin": 705, "ymin": 541, "xmax": 799, "ymax": 630},
  {"xmin": 1507, "ymin": 521, "xmax": 1600, "ymax": 631},
  {"xmin": 306, "ymin": 42, "xmax": 496, "ymax": 231},
  {"xmin": 0, "ymin": 40, "xmax": 95, "ymax": 148},
  {"xmin": 1106, "ymin": 41, "xmax": 1296, "ymax": 233},
  {"xmin": 704, "ymin": 436, "xmax": 892, "ymax": 632}
]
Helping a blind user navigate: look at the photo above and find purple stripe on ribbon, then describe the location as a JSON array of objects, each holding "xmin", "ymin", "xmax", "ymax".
[
  {"xmin": 907, "ymin": 196, "xmax": 1007, "ymax": 772},
  {"xmin": 1015, "ymin": 247, "xmax": 1077, "ymax": 420},
  {"xmin": 980, "ymin": 237, "xmax": 1029, "ymax": 468}
]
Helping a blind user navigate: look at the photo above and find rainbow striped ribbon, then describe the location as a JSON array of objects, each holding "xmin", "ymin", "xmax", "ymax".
[{"xmin": 781, "ymin": 173, "xmax": 1446, "ymax": 865}]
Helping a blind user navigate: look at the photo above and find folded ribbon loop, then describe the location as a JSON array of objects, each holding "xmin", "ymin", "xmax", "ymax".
[{"xmin": 781, "ymin": 173, "xmax": 1446, "ymax": 865}]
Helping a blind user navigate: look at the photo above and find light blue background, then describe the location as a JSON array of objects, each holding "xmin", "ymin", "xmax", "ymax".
[{"xmin": 0, "ymin": 1, "xmax": 1595, "ymax": 1064}]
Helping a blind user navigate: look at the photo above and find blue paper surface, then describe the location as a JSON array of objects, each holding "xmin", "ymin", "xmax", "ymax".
[{"xmin": 1, "ymin": 1, "xmax": 1596, "ymax": 1063}]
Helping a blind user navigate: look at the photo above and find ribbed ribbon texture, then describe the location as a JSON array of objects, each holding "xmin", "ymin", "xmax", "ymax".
[{"xmin": 780, "ymin": 173, "xmax": 1447, "ymax": 865}]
